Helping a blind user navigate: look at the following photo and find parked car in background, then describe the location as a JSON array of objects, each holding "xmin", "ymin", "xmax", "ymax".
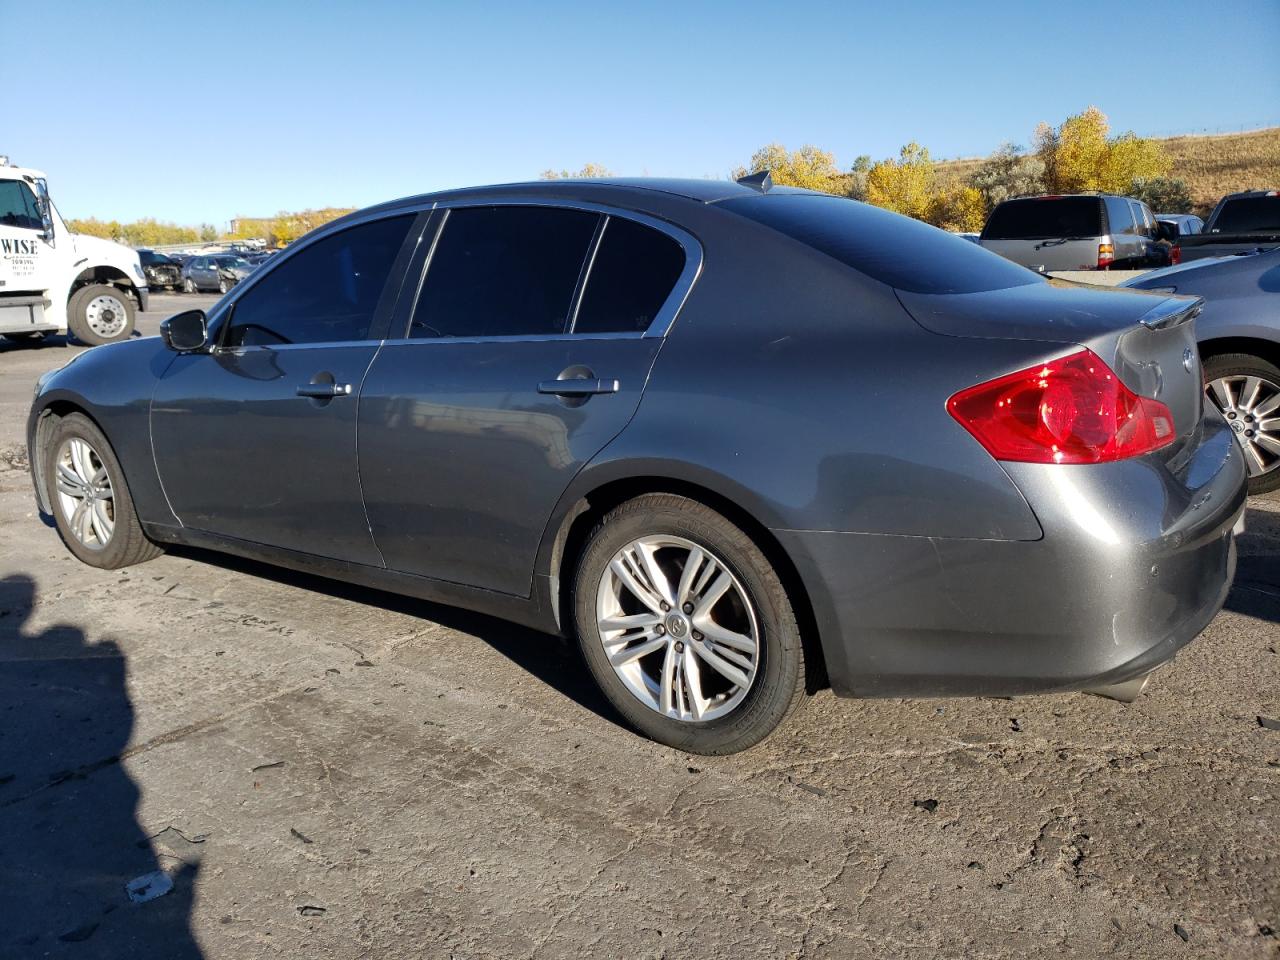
[
  {"xmin": 181, "ymin": 254, "xmax": 255, "ymax": 293},
  {"xmin": 1173, "ymin": 190, "xmax": 1280, "ymax": 263},
  {"xmin": 1156, "ymin": 213, "xmax": 1204, "ymax": 238},
  {"xmin": 980, "ymin": 194, "xmax": 1167, "ymax": 271},
  {"xmin": 27, "ymin": 178, "xmax": 1245, "ymax": 753},
  {"xmin": 137, "ymin": 249, "xmax": 182, "ymax": 290},
  {"xmin": 1124, "ymin": 247, "xmax": 1280, "ymax": 493}
]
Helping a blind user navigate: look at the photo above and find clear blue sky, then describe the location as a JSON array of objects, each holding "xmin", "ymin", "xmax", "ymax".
[{"xmin": 6, "ymin": 0, "xmax": 1278, "ymax": 227}]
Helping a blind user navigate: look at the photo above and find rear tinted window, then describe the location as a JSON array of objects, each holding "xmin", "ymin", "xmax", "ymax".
[
  {"xmin": 982, "ymin": 197, "xmax": 1104, "ymax": 240},
  {"xmin": 1212, "ymin": 196, "xmax": 1280, "ymax": 234},
  {"xmin": 722, "ymin": 194, "xmax": 1039, "ymax": 295},
  {"xmin": 573, "ymin": 216, "xmax": 686, "ymax": 334},
  {"xmin": 412, "ymin": 206, "xmax": 598, "ymax": 339}
]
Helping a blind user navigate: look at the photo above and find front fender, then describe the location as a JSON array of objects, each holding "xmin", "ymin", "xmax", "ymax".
[{"xmin": 27, "ymin": 337, "xmax": 177, "ymax": 525}]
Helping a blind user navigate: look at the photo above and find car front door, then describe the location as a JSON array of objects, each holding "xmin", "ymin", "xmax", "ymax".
[
  {"xmin": 358, "ymin": 204, "xmax": 698, "ymax": 597},
  {"xmin": 151, "ymin": 212, "xmax": 422, "ymax": 564}
]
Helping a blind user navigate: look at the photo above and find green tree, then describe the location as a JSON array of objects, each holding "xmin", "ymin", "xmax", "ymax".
[
  {"xmin": 969, "ymin": 142, "xmax": 1045, "ymax": 212},
  {"xmin": 846, "ymin": 155, "xmax": 873, "ymax": 201},
  {"xmin": 1128, "ymin": 176, "xmax": 1194, "ymax": 213},
  {"xmin": 731, "ymin": 144, "xmax": 845, "ymax": 195},
  {"xmin": 199, "ymin": 223, "xmax": 219, "ymax": 242}
]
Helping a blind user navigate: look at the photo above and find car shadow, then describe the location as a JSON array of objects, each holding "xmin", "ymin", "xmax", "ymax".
[
  {"xmin": 0, "ymin": 574, "xmax": 204, "ymax": 958},
  {"xmin": 164, "ymin": 545, "xmax": 623, "ymax": 727}
]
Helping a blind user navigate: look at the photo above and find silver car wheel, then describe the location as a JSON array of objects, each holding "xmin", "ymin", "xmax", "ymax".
[
  {"xmin": 54, "ymin": 437, "xmax": 115, "ymax": 550},
  {"xmin": 596, "ymin": 535, "xmax": 760, "ymax": 723},
  {"xmin": 1206, "ymin": 374, "xmax": 1280, "ymax": 477},
  {"xmin": 83, "ymin": 294, "xmax": 129, "ymax": 339}
]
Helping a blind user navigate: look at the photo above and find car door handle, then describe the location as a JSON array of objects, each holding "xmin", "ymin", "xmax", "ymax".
[
  {"xmin": 296, "ymin": 382, "xmax": 353, "ymax": 398},
  {"xmin": 537, "ymin": 378, "xmax": 620, "ymax": 396}
]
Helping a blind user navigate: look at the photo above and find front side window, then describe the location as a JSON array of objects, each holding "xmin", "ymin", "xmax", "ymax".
[
  {"xmin": 411, "ymin": 206, "xmax": 598, "ymax": 339},
  {"xmin": 573, "ymin": 216, "xmax": 686, "ymax": 334},
  {"xmin": 225, "ymin": 214, "xmax": 413, "ymax": 347},
  {"xmin": 0, "ymin": 180, "xmax": 42, "ymax": 231}
]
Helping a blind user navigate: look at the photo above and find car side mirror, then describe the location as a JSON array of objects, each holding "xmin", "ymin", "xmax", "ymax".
[
  {"xmin": 161, "ymin": 309, "xmax": 209, "ymax": 352},
  {"xmin": 34, "ymin": 192, "xmax": 55, "ymax": 245},
  {"xmin": 1155, "ymin": 222, "xmax": 1178, "ymax": 243}
]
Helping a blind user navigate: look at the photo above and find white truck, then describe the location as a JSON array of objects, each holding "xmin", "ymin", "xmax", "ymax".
[{"xmin": 0, "ymin": 156, "xmax": 148, "ymax": 346}]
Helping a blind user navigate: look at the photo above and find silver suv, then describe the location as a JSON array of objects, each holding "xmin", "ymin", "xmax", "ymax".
[{"xmin": 980, "ymin": 194, "xmax": 1165, "ymax": 272}]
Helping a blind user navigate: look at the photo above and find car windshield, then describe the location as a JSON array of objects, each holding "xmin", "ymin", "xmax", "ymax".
[
  {"xmin": 1212, "ymin": 196, "xmax": 1280, "ymax": 234},
  {"xmin": 217, "ymin": 257, "xmax": 252, "ymax": 269},
  {"xmin": 981, "ymin": 197, "xmax": 1104, "ymax": 240},
  {"xmin": 140, "ymin": 251, "xmax": 174, "ymax": 265},
  {"xmin": 721, "ymin": 193, "xmax": 1041, "ymax": 295}
]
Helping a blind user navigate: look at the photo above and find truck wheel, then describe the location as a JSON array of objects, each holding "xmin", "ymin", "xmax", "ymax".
[
  {"xmin": 44, "ymin": 412, "xmax": 162, "ymax": 569},
  {"xmin": 67, "ymin": 284, "xmax": 135, "ymax": 346},
  {"xmin": 1203, "ymin": 352, "xmax": 1280, "ymax": 494}
]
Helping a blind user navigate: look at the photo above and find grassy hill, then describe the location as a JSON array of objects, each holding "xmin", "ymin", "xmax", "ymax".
[{"xmin": 935, "ymin": 126, "xmax": 1279, "ymax": 213}]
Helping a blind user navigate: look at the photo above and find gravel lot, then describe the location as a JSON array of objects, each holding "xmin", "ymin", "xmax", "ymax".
[{"xmin": 0, "ymin": 294, "xmax": 1277, "ymax": 958}]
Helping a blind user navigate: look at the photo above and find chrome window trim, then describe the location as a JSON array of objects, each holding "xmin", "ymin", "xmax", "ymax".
[{"xmin": 393, "ymin": 197, "xmax": 703, "ymax": 344}]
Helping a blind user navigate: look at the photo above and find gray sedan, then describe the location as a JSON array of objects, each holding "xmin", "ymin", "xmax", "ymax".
[
  {"xmin": 27, "ymin": 178, "xmax": 1245, "ymax": 753},
  {"xmin": 181, "ymin": 254, "xmax": 254, "ymax": 294},
  {"xmin": 1125, "ymin": 248, "xmax": 1280, "ymax": 492}
]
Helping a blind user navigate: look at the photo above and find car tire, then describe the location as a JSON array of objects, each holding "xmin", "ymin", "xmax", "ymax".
[
  {"xmin": 43, "ymin": 412, "xmax": 163, "ymax": 569},
  {"xmin": 573, "ymin": 493, "xmax": 806, "ymax": 755},
  {"xmin": 218, "ymin": 278, "xmax": 229, "ymax": 294},
  {"xmin": 184, "ymin": 278, "xmax": 197, "ymax": 294},
  {"xmin": 67, "ymin": 284, "xmax": 135, "ymax": 346},
  {"xmin": 1203, "ymin": 352, "xmax": 1280, "ymax": 495}
]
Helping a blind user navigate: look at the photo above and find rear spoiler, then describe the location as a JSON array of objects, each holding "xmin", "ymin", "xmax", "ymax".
[{"xmin": 1138, "ymin": 296, "xmax": 1203, "ymax": 331}]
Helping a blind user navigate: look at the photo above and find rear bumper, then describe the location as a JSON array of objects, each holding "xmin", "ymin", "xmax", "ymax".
[{"xmin": 778, "ymin": 416, "xmax": 1247, "ymax": 698}]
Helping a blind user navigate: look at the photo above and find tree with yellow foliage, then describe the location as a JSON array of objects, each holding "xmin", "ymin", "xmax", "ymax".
[
  {"xmin": 1035, "ymin": 106, "xmax": 1169, "ymax": 194},
  {"xmin": 731, "ymin": 144, "xmax": 845, "ymax": 195},
  {"xmin": 929, "ymin": 184, "xmax": 986, "ymax": 232},
  {"xmin": 865, "ymin": 143, "xmax": 936, "ymax": 221},
  {"xmin": 540, "ymin": 163, "xmax": 614, "ymax": 179}
]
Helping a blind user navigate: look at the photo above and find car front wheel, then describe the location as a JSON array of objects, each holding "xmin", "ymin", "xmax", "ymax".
[
  {"xmin": 573, "ymin": 493, "xmax": 806, "ymax": 754},
  {"xmin": 44, "ymin": 413, "xmax": 162, "ymax": 569},
  {"xmin": 1203, "ymin": 353, "xmax": 1280, "ymax": 494}
]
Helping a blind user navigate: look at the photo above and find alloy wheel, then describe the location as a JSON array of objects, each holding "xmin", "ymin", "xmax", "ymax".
[
  {"xmin": 595, "ymin": 535, "xmax": 760, "ymax": 723},
  {"xmin": 1206, "ymin": 375, "xmax": 1280, "ymax": 478},
  {"xmin": 54, "ymin": 437, "xmax": 115, "ymax": 550},
  {"xmin": 84, "ymin": 294, "xmax": 129, "ymax": 340}
]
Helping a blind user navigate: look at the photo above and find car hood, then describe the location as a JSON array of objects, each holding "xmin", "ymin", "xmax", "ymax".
[
  {"xmin": 71, "ymin": 233, "xmax": 141, "ymax": 267},
  {"xmin": 1123, "ymin": 248, "xmax": 1280, "ymax": 289}
]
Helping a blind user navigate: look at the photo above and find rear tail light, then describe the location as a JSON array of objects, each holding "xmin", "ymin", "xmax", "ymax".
[
  {"xmin": 1170, "ymin": 244, "xmax": 1182, "ymax": 265},
  {"xmin": 1097, "ymin": 243, "xmax": 1115, "ymax": 269},
  {"xmin": 948, "ymin": 349, "xmax": 1176, "ymax": 464}
]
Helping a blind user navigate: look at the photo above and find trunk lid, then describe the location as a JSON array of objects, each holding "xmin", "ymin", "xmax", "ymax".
[{"xmin": 898, "ymin": 281, "xmax": 1205, "ymax": 453}]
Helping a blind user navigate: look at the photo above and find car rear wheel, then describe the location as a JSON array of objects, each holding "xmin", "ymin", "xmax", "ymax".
[
  {"xmin": 44, "ymin": 413, "xmax": 162, "ymax": 569},
  {"xmin": 573, "ymin": 493, "xmax": 805, "ymax": 754},
  {"xmin": 1203, "ymin": 353, "xmax": 1280, "ymax": 495},
  {"xmin": 67, "ymin": 284, "xmax": 135, "ymax": 346}
]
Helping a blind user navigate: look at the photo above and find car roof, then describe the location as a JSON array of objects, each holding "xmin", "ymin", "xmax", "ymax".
[{"xmin": 350, "ymin": 177, "xmax": 797, "ymax": 221}]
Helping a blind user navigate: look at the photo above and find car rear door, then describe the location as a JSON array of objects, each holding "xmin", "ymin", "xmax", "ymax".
[
  {"xmin": 151, "ymin": 212, "xmax": 423, "ymax": 564},
  {"xmin": 357, "ymin": 203, "xmax": 699, "ymax": 597}
]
